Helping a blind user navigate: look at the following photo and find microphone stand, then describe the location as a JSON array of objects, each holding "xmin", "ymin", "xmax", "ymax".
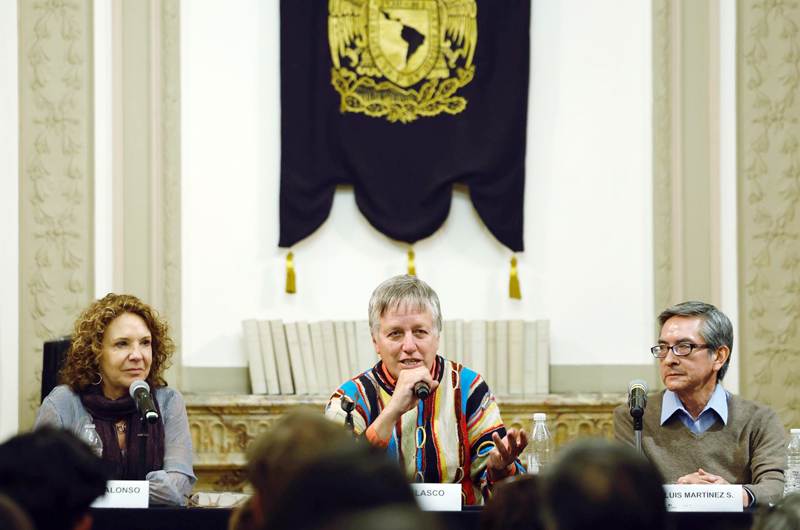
[
  {"xmin": 138, "ymin": 416, "xmax": 149, "ymax": 480},
  {"xmin": 631, "ymin": 409, "xmax": 644, "ymax": 455}
]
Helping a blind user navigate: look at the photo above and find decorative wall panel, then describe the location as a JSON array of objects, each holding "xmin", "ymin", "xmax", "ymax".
[
  {"xmin": 18, "ymin": 0, "xmax": 94, "ymax": 429},
  {"xmin": 739, "ymin": 0, "xmax": 800, "ymax": 428}
]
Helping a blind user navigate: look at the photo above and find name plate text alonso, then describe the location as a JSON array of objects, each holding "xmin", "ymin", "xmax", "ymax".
[
  {"xmin": 92, "ymin": 480, "xmax": 149, "ymax": 508},
  {"xmin": 663, "ymin": 484, "xmax": 743, "ymax": 512}
]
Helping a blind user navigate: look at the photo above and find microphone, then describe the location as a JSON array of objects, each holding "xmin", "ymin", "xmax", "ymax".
[
  {"xmin": 414, "ymin": 381, "xmax": 430, "ymax": 400},
  {"xmin": 628, "ymin": 379, "xmax": 648, "ymax": 419},
  {"xmin": 129, "ymin": 380, "xmax": 159, "ymax": 424}
]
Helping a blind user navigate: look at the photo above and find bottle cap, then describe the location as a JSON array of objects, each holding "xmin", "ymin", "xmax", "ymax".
[
  {"xmin": 792, "ymin": 428, "xmax": 800, "ymax": 434},
  {"xmin": 534, "ymin": 413, "xmax": 546, "ymax": 421}
]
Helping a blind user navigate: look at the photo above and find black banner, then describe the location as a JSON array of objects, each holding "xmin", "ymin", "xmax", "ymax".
[{"xmin": 280, "ymin": 0, "xmax": 531, "ymax": 252}]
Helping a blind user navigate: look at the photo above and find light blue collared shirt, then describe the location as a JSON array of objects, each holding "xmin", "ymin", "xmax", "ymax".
[{"xmin": 661, "ymin": 383, "xmax": 728, "ymax": 434}]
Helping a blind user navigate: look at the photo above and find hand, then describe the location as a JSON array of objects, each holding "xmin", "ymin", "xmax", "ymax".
[
  {"xmin": 488, "ymin": 428, "xmax": 528, "ymax": 479},
  {"xmin": 676, "ymin": 468, "xmax": 729, "ymax": 485},
  {"xmin": 676, "ymin": 469, "xmax": 747, "ymax": 507},
  {"xmin": 371, "ymin": 368, "xmax": 439, "ymax": 441}
]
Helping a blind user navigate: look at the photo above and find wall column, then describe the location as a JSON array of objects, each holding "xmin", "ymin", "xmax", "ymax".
[
  {"xmin": 738, "ymin": 0, "xmax": 800, "ymax": 427},
  {"xmin": 113, "ymin": 0, "xmax": 183, "ymax": 389},
  {"xmin": 18, "ymin": 0, "xmax": 95, "ymax": 429}
]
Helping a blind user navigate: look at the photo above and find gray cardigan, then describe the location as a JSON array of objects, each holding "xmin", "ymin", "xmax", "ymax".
[
  {"xmin": 34, "ymin": 385, "xmax": 197, "ymax": 506},
  {"xmin": 614, "ymin": 389, "xmax": 785, "ymax": 505}
]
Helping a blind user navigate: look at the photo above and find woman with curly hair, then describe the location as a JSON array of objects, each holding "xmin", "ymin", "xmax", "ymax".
[{"xmin": 34, "ymin": 293, "xmax": 196, "ymax": 505}]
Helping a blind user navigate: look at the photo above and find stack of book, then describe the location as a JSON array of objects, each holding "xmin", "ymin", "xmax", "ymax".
[{"xmin": 243, "ymin": 319, "xmax": 550, "ymax": 398}]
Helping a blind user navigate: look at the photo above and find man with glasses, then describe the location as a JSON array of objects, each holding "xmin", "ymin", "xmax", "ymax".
[{"xmin": 613, "ymin": 301, "xmax": 785, "ymax": 506}]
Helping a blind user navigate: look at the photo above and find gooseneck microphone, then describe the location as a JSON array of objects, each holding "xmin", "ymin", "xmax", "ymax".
[
  {"xmin": 627, "ymin": 379, "xmax": 648, "ymax": 455},
  {"xmin": 414, "ymin": 381, "xmax": 430, "ymax": 400},
  {"xmin": 628, "ymin": 379, "xmax": 649, "ymax": 419},
  {"xmin": 130, "ymin": 380, "xmax": 159, "ymax": 424}
]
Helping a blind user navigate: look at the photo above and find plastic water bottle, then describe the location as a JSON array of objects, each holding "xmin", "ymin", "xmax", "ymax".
[
  {"xmin": 785, "ymin": 428, "xmax": 800, "ymax": 497},
  {"xmin": 80, "ymin": 423, "xmax": 103, "ymax": 459},
  {"xmin": 520, "ymin": 413, "xmax": 555, "ymax": 474}
]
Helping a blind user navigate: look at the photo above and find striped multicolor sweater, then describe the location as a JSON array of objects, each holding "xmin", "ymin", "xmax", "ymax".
[{"xmin": 325, "ymin": 355, "xmax": 523, "ymax": 505}]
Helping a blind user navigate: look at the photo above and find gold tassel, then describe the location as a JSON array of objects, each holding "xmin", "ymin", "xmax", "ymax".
[
  {"xmin": 286, "ymin": 252, "xmax": 296, "ymax": 294},
  {"xmin": 408, "ymin": 248, "xmax": 416, "ymax": 276},
  {"xmin": 509, "ymin": 256, "xmax": 521, "ymax": 299}
]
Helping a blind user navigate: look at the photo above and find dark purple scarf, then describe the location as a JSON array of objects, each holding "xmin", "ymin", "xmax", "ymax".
[{"xmin": 80, "ymin": 384, "xmax": 165, "ymax": 480}]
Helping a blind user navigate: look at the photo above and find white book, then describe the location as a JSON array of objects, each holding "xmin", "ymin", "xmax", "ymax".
[
  {"xmin": 462, "ymin": 321, "xmax": 472, "ymax": 370},
  {"xmin": 345, "ymin": 321, "xmax": 359, "ymax": 376},
  {"xmin": 242, "ymin": 320, "xmax": 267, "ymax": 394},
  {"xmin": 334, "ymin": 321, "xmax": 351, "ymax": 381},
  {"xmin": 284, "ymin": 322, "xmax": 308, "ymax": 395},
  {"xmin": 508, "ymin": 320, "xmax": 525, "ymax": 397},
  {"xmin": 296, "ymin": 321, "xmax": 319, "ymax": 395},
  {"xmin": 437, "ymin": 324, "xmax": 446, "ymax": 359},
  {"xmin": 455, "ymin": 320, "xmax": 465, "ymax": 366},
  {"xmin": 486, "ymin": 321, "xmax": 496, "ymax": 391},
  {"xmin": 355, "ymin": 320, "xmax": 375, "ymax": 373},
  {"xmin": 309, "ymin": 322, "xmax": 330, "ymax": 395},
  {"xmin": 257, "ymin": 320, "xmax": 281, "ymax": 395},
  {"xmin": 270, "ymin": 320, "xmax": 295, "ymax": 394},
  {"xmin": 444, "ymin": 320, "xmax": 457, "ymax": 362},
  {"xmin": 537, "ymin": 320, "xmax": 550, "ymax": 394},
  {"xmin": 470, "ymin": 320, "xmax": 487, "ymax": 378},
  {"xmin": 494, "ymin": 320, "xmax": 509, "ymax": 396},
  {"xmin": 523, "ymin": 320, "xmax": 539, "ymax": 397},
  {"xmin": 321, "ymin": 321, "xmax": 342, "ymax": 385}
]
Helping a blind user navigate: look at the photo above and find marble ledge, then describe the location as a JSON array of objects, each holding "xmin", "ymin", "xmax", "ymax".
[{"xmin": 183, "ymin": 392, "xmax": 627, "ymax": 408}]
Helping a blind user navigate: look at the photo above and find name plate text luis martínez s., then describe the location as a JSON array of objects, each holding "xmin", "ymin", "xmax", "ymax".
[{"xmin": 663, "ymin": 484, "xmax": 743, "ymax": 512}]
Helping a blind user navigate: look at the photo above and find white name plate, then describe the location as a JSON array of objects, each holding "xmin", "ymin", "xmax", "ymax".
[
  {"xmin": 663, "ymin": 484, "xmax": 743, "ymax": 512},
  {"xmin": 92, "ymin": 480, "xmax": 149, "ymax": 508},
  {"xmin": 411, "ymin": 484, "xmax": 461, "ymax": 511}
]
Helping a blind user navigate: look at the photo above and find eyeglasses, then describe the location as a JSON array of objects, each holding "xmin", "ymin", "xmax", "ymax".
[{"xmin": 650, "ymin": 343, "xmax": 709, "ymax": 358}]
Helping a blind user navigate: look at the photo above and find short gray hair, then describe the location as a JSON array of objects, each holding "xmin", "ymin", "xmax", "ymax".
[
  {"xmin": 657, "ymin": 301, "xmax": 733, "ymax": 382},
  {"xmin": 368, "ymin": 275, "xmax": 442, "ymax": 337}
]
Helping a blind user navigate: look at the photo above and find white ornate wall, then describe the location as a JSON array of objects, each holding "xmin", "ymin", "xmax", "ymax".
[{"xmin": 738, "ymin": 0, "xmax": 800, "ymax": 428}]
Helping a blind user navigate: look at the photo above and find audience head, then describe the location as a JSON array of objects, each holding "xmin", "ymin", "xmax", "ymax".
[
  {"xmin": 752, "ymin": 492, "xmax": 800, "ymax": 530},
  {"xmin": 544, "ymin": 439, "xmax": 667, "ymax": 530},
  {"xmin": 369, "ymin": 275, "xmax": 442, "ymax": 338},
  {"xmin": 0, "ymin": 427, "xmax": 111, "ymax": 530},
  {"xmin": 263, "ymin": 440, "xmax": 419, "ymax": 530},
  {"xmin": 59, "ymin": 293, "xmax": 175, "ymax": 394},
  {"xmin": 317, "ymin": 505, "xmax": 442, "ymax": 530},
  {"xmin": 0, "ymin": 494, "xmax": 34, "ymax": 530},
  {"xmin": 479, "ymin": 475, "xmax": 546, "ymax": 530},
  {"xmin": 244, "ymin": 409, "xmax": 353, "ymax": 526}
]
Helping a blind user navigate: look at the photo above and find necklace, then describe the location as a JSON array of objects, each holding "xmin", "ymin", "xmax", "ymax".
[{"xmin": 115, "ymin": 422, "xmax": 127, "ymax": 434}]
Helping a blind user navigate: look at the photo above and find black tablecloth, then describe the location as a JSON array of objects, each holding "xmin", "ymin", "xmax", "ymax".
[{"xmin": 89, "ymin": 506, "xmax": 755, "ymax": 530}]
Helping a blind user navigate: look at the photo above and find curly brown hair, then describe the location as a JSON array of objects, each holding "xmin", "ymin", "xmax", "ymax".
[{"xmin": 59, "ymin": 293, "xmax": 175, "ymax": 393}]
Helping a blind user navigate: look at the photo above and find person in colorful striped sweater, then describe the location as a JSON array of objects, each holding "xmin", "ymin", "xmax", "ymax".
[{"xmin": 326, "ymin": 275, "xmax": 527, "ymax": 505}]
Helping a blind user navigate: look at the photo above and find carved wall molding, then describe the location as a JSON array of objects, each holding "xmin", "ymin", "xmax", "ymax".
[
  {"xmin": 185, "ymin": 394, "xmax": 625, "ymax": 492},
  {"xmin": 652, "ymin": 0, "xmax": 674, "ymax": 318},
  {"xmin": 738, "ymin": 0, "xmax": 800, "ymax": 428},
  {"xmin": 18, "ymin": 0, "xmax": 94, "ymax": 429}
]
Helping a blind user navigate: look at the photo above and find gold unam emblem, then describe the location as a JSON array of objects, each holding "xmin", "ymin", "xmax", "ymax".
[{"xmin": 329, "ymin": 0, "xmax": 477, "ymax": 123}]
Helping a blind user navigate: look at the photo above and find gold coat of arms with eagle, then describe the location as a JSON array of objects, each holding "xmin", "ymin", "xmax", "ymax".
[{"xmin": 329, "ymin": 0, "xmax": 477, "ymax": 123}]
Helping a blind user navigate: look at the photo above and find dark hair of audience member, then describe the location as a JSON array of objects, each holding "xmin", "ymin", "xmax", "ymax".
[
  {"xmin": 752, "ymin": 492, "xmax": 800, "ymax": 530},
  {"xmin": 318, "ymin": 505, "xmax": 443, "ymax": 530},
  {"xmin": 0, "ymin": 494, "xmax": 34, "ymax": 530},
  {"xmin": 545, "ymin": 438, "xmax": 667, "ymax": 530},
  {"xmin": 0, "ymin": 427, "xmax": 111, "ymax": 530},
  {"xmin": 263, "ymin": 441, "xmax": 419, "ymax": 530},
  {"xmin": 479, "ymin": 474, "xmax": 546, "ymax": 530},
  {"xmin": 239, "ymin": 409, "xmax": 354, "ymax": 529}
]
